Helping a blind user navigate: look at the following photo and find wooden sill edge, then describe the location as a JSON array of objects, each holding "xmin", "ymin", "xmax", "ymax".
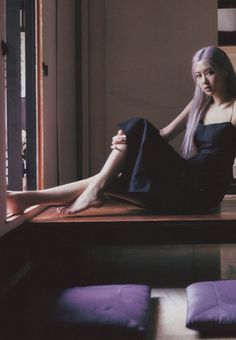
[
  {"xmin": 4, "ymin": 194, "xmax": 236, "ymax": 233},
  {"xmin": 3, "ymin": 205, "xmax": 49, "ymax": 236}
]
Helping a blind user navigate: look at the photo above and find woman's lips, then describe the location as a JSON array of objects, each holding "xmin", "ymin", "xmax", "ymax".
[{"xmin": 204, "ymin": 86, "xmax": 212, "ymax": 92}]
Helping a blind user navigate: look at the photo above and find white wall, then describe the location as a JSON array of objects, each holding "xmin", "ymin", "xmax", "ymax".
[
  {"xmin": 56, "ymin": 0, "xmax": 77, "ymax": 184},
  {"xmin": 42, "ymin": 0, "xmax": 77, "ymax": 187},
  {"xmin": 41, "ymin": 0, "xmax": 58, "ymax": 188},
  {"xmin": 84, "ymin": 0, "xmax": 218, "ymax": 175}
]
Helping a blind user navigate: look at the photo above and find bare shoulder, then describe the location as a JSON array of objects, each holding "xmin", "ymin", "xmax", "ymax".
[{"xmin": 231, "ymin": 99, "xmax": 236, "ymax": 127}]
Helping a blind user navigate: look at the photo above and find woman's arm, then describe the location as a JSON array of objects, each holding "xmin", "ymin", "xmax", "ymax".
[
  {"xmin": 111, "ymin": 100, "xmax": 192, "ymax": 148},
  {"xmin": 160, "ymin": 101, "xmax": 192, "ymax": 141}
]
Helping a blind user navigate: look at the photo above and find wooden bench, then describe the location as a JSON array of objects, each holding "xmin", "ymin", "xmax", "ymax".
[{"xmin": 24, "ymin": 195, "xmax": 236, "ymax": 245}]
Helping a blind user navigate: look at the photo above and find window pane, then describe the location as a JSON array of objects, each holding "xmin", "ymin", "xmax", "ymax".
[{"xmin": 6, "ymin": 0, "xmax": 37, "ymax": 191}]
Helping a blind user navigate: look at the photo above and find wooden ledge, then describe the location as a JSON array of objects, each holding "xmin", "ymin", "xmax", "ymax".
[
  {"xmin": 24, "ymin": 196, "xmax": 236, "ymax": 245},
  {"xmin": 29, "ymin": 195, "xmax": 236, "ymax": 223}
]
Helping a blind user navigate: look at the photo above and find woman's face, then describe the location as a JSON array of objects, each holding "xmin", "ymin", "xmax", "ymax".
[{"xmin": 193, "ymin": 60, "xmax": 226, "ymax": 97}]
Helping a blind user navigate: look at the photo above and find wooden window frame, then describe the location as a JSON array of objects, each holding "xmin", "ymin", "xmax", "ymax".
[{"xmin": 1, "ymin": 0, "xmax": 45, "ymax": 234}]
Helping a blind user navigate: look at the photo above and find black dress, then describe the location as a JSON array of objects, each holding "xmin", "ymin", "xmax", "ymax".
[{"xmin": 112, "ymin": 117, "xmax": 236, "ymax": 213}]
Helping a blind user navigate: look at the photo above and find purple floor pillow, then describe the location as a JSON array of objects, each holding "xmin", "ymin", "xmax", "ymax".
[
  {"xmin": 6, "ymin": 284, "xmax": 151, "ymax": 339},
  {"xmin": 186, "ymin": 280, "xmax": 236, "ymax": 334},
  {"xmin": 54, "ymin": 284, "xmax": 150, "ymax": 331}
]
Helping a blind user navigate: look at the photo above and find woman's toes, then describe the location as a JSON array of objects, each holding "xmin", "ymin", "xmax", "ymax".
[
  {"xmin": 66, "ymin": 209, "xmax": 74, "ymax": 215},
  {"xmin": 57, "ymin": 206, "xmax": 67, "ymax": 214}
]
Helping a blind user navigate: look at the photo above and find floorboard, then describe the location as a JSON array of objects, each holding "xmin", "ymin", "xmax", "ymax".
[{"xmin": 145, "ymin": 288, "xmax": 236, "ymax": 340}]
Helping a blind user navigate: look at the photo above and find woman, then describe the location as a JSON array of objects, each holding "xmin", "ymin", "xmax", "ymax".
[{"xmin": 7, "ymin": 46, "xmax": 236, "ymax": 215}]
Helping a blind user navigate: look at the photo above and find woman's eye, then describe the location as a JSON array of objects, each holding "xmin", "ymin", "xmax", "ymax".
[{"xmin": 207, "ymin": 70, "xmax": 214, "ymax": 76}]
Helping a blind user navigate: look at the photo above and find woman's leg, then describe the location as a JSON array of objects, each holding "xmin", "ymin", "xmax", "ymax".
[
  {"xmin": 59, "ymin": 143, "xmax": 127, "ymax": 214},
  {"xmin": 7, "ymin": 175, "xmax": 98, "ymax": 215},
  {"xmin": 7, "ymin": 142, "xmax": 127, "ymax": 215}
]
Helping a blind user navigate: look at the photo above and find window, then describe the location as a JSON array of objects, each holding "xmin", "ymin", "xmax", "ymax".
[
  {"xmin": 1, "ymin": 0, "xmax": 81, "ymax": 232},
  {"xmin": 5, "ymin": 0, "xmax": 40, "ymax": 191}
]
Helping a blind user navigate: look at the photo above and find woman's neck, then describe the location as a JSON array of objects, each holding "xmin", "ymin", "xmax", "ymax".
[{"xmin": 212, "ymin": 94, "xmax": 234, "ymax": 107}]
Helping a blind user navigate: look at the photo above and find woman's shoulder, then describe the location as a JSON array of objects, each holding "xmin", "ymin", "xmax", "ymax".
[{"xmin": 231, "ymin": 99, "xmax": 236, "ymax": 127}]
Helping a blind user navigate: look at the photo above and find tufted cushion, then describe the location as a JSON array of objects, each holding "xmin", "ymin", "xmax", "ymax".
[
  {"xmin": 4, "ymin": 284, "xmax": 151, "ymax": 339},
  {"xmin": 186, "ymin": 280, "xmax": 236, "ymax": 333}
]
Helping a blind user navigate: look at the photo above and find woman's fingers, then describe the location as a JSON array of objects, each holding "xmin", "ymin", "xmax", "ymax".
[
  {"xmin": 111, "ymin": 137, "xmax": 126, "ymax": 149},
  {"xmin": 112, "ymin": 131, "xmax": 126, "ymax": 143},
  {"xmin": 111, "ymin": 129, "xmax": 127, "ymax": 149},
  {"xmin": 112, "ymin": 136, "xmax": 126, "ymax": 143},
  {"xmin": 117, "ymin": 129, "xmax": 125, "ymax": 135}
]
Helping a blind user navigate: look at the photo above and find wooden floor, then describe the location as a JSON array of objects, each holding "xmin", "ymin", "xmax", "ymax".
[{"xmin": 145, "ymin": 288, "xmax": 236, "ymax": 340}]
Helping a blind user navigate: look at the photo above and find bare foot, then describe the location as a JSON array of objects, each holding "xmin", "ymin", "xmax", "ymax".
[
  {"xmin": 58, "ymin": 185, "xmax": 105, "ymax": 215},
  {"xmin": 7, "ymin": 191, "xmax": 29, "ymax": 215}
]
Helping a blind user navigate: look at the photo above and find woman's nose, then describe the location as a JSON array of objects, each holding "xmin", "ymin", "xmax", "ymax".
[{"xmin": 202, "ymin": 75, "xmax": 209, "ymax": 84}]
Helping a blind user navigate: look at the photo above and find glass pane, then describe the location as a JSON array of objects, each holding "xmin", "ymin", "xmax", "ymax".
[{"xmin": 6, "ymin": 0, "xmax": 36, "ymax": 191}]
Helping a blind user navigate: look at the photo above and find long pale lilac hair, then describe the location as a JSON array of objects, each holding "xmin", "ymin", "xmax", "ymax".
[{"xmin": 182, "ymin": 46, "xmax": 236, "ymax": 159}]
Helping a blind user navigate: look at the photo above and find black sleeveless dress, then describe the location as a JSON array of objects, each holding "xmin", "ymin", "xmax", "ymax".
[{"xmin": 112, "ymin": 117, "xmax": 236, "ymax": 213}]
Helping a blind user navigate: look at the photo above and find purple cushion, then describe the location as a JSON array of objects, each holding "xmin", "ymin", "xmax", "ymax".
[
  {"xmin": 9, "ymin": 284, "xmax": 150, "ymax": 339},
  {"xmin": 186, "ymin": 280, "xmax": 236, "ymax": 333},
  {"xmin": 53, "ymin": 284, "xmax": 150, "ymax": 331}
]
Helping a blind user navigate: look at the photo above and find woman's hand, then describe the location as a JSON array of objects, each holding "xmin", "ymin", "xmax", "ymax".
[{"xmin": 111, "ymin": 130, "xmax": 127, "ymax": 149}]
